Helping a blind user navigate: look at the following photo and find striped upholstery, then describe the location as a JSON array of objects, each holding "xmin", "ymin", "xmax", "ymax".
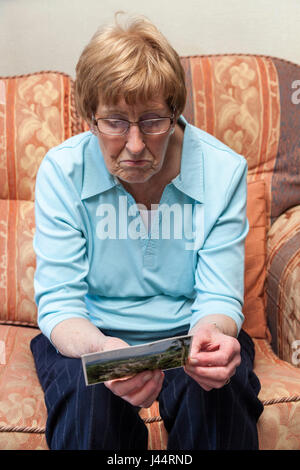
[{"xmin": 0, "ymin": 56, "xmax": 300, "ymax": 449}]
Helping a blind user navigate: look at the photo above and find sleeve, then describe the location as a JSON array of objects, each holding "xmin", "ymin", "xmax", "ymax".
[
  {"xmin": 190, "ymin": 157, "xmax": 249, "ymax": 334},
  {"xmin": 33, "ymin": 153, "xmax": 90, "ymax": 341}
]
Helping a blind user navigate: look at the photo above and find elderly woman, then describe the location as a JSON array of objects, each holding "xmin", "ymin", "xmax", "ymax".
[{"xmin": 31, "ymin": 15, "xmax": 263, "ymax": 450}]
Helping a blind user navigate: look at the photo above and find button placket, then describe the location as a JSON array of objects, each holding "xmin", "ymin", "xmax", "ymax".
[
  {"xmin": 143, "ymin": 186, "xmax": 171, "ymax": 268},
  {"xmin": 117, "ymin": 186, "xmax": 148, "ymax": 251}
]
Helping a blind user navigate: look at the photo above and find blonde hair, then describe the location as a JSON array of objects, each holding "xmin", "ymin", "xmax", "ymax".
[{"xmin": 75, "ymin": 14, "xmax": 186, "ymax": 122}]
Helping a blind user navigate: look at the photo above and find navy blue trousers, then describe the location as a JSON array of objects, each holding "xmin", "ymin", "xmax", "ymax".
[{"xmin": 30, "ymin": 329, "xmax": 263, "ymax": 450}]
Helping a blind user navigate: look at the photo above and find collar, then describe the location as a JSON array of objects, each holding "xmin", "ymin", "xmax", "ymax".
[
  {"xmin": 171, "ymin": 116, "xmax": 204, "ymax": 203},
  {"xmin": 81, "ymin": 116, "xmax": 204, "ymax": 203},
  {"xmin": 81, "ymin": 134, "xmax": 119, "ymax": 200}
]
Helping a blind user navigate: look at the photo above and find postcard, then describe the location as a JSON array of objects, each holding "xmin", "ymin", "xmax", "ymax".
[{"xmin": 81, "ymin": 334, "xmax": 192, "ymax": 386}]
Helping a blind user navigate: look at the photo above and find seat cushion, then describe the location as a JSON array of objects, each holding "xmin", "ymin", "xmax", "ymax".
[
  {"xmin": 0, "ymin": 325, "xmax": 48, "ymax": 450},
  {"xmin": 254, "ymin": 338, "xmax": 300, "ymax": 449}
]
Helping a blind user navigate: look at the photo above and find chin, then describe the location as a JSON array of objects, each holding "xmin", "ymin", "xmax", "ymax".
[{"xmin": 117, "ymin": 170, "xmax": 154, "ymax": 184}]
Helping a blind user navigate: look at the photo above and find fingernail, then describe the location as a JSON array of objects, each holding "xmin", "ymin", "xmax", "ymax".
[{"xmin": 188, "ymin": 357, "xmax": 198, "ymax": 365}]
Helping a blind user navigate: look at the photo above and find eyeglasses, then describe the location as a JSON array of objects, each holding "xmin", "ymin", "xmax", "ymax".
[{"xmin": 93, "ymin": 115, "xmax": 174, "ymax": 136}]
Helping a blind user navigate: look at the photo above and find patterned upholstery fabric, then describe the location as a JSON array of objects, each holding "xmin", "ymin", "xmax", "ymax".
[
  {"xmin": 0, "ymin": 72, "xmax": 84, "ymax": 202},
  {"xmin": 0, "ymin": 325, "xmax": 47, "ymax": 450},
  {"xmin": 1, "ymin": 55, "xmax": 300, "ymax": 449},
  {"xmin": 254, "ymin": 339, "xmax": 300, "ymax": 450},
  {"xmin": 0, "ymin": 200, "xmax": 36, "ymax": 325},
  {"xmin": 181, "ymin": 55, "xmax": 300, "ymax": 228},
  {"xmin": 266, "ymin": 205, "xmax": 300, "ymax": 361}
]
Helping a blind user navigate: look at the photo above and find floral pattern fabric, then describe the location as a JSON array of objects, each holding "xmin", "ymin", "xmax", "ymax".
[{"xmin": 0, "ymin": 200, "xmax": 37, "ymax": 325}]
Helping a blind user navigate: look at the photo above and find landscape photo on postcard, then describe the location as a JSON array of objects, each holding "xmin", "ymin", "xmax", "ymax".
[{"xmin": 82, "ymin": 335, "xmax": 192, "ymax": 385}]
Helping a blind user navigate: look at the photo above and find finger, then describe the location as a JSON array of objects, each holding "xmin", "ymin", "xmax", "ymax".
[
  {"xmin": 138, "ymin": 373, "xmax": 165, "ymax": 408},
  {"xmin": 105, "ymin": 370, "xmax": 154, "ymax": 396},
  {"xmin": 189, "ymin": 333, "xmax": 219, "ymax": 358},
  {"xmin": 189, "ymin": 341, "xmax": 240, "ymax": 368},
  {"xmin": 185, "ymin": 361, "xmax": 237, "ymax": 381},
  {"xmin": 185, "ymin": 358, "xmax": 239, "ymax": 383},
  {"xmin": 126, "ymin": 370, "xmax": 164, "ymax": 406},
  {"xmin": 188, "ymin": 350, "xmax": 234, "ymax": 367},
  {"xmin": 123, "ymin": 370, "xmax": 164, "ymax": 408},
  {"xmin": 184, "ymin": 366, "xmax": 233, "ymax": 390}
]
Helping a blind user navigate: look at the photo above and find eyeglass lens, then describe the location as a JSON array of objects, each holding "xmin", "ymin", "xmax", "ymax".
[{"xmin": 96, "ymin": 118, "xmax": 172, "ymax": 135}]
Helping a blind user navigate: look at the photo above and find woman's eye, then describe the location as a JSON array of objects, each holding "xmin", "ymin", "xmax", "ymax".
[
  {"xmin": 107, "ymin": 120, "xmax": 126, "ymax": 128},
  {"xmin": 141, "ymin": 120, "xmax": 156, "ymax": 128}
]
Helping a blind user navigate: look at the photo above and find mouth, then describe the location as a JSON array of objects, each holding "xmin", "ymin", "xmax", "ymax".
[{"xmin": 119, "ymin": 160, "xmax": 150, "ymax": 167}]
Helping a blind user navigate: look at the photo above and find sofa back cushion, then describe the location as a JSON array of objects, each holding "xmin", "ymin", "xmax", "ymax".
[
  {"xmin": 0, "ymin": 72, "xmax": 84, "ymax": 201},
  {"xmin": 181, "ymin": 55, "xmax": 300, "ymax": 228}
]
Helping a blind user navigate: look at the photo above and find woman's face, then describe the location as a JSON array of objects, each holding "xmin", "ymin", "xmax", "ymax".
[{"xmin": 93, "ymin": 95, "xmax": 175, "ymax": 185}]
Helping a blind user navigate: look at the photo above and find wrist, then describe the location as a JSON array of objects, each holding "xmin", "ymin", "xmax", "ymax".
[
  {"xmin": 50, "ymin": 318, "xmax": 106, "ymax": 358},
  {"xmin": 189, "ymin": 315, "xmax": 238, "ymax": 338}
]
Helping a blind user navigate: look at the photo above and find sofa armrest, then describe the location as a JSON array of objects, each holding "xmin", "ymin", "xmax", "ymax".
[{"xmin": 266, "ymin": 206, "xmax": 300, "ymax": 366}]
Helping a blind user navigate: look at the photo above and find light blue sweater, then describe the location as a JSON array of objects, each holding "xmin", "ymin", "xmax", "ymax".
[{"xmin": 34, "ymin": 117, "xmax": 248, "ymax": 345}]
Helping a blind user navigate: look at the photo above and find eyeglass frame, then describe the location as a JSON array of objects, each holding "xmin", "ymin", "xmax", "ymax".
[{"xmin": 92, "ymin": 113, "xmax": 175, "ymax": 136}]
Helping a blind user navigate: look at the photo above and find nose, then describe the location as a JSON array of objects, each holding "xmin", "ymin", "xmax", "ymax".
[{"xmin": 125, "ymin": 124, "xmax": 145, "ymax": 155}]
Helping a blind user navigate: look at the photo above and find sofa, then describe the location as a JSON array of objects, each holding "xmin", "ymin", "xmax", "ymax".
[{"xmin": 0, "ymin": 54, "xmax": 300, "ymax": 450}]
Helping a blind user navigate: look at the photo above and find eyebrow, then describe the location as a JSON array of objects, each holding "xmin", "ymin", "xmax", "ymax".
[{"xmin": 101, "ymin": 106, "xmax": 168, "ymax": 115}]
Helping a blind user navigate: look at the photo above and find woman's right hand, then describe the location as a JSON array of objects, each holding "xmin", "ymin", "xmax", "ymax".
[
  {"xmin": 51, "ymin": 319, "xmax": 164, "ymax": 408},
  {"xmin": 104, "ymin": 368, "xmax": 164, "ymax": 408},
  {"xmin": 102, "ymin": 336, "xmax": 164, "ymax": 408}
]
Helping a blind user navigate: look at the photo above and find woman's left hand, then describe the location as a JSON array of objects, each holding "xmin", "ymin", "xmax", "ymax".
[{"xmin": 184, "ymin": 323, "xmax": 241, "ymax": 391}]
